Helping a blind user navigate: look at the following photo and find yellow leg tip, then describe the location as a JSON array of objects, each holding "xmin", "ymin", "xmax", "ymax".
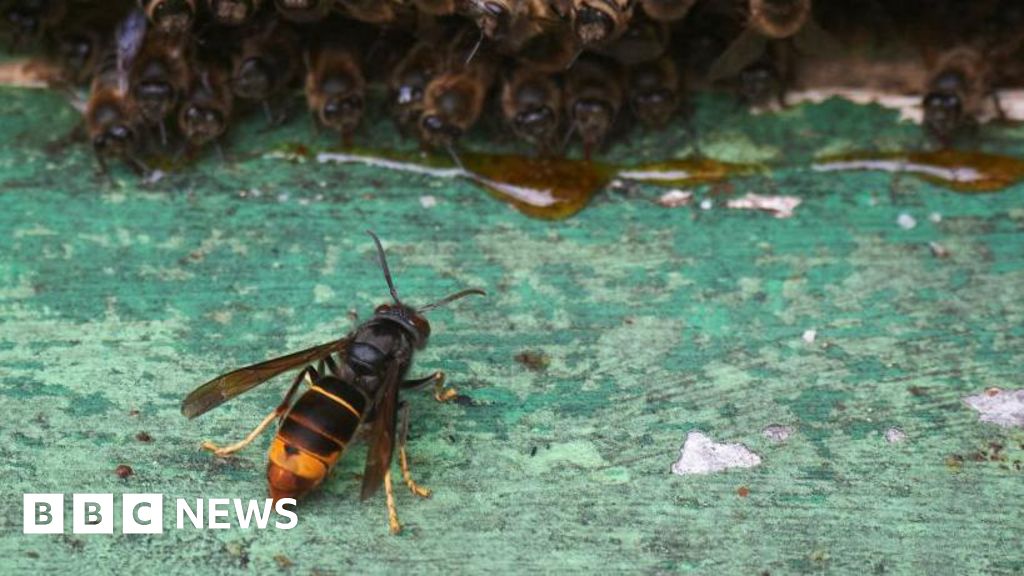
[
  {"xmin": 434, "ymin": 387, "xmax": 458, "ymax": 403},
  {"xmin": 389, "ymin": 520, "xmax": 402, "ymax": 535}
]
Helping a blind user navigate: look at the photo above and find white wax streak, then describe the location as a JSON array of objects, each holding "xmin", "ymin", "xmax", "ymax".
[
  {"xmin": 617, "ymin": 169, "xmax": 691, "ymax": 181},
  {"xmin": 812, "ymin": 159, "xmax": 984, "ymax": 183},
  {"xmin": 317, "ymin": 152, "xmax": 464, "ymax": 179},
  {"xmin": 318, "ymin": 152, "xmax": 558, "ymax": 207}
]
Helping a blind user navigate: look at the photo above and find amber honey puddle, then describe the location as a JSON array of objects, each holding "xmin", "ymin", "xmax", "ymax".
[
  {"xmin": 314, "ymin": 148, "xmax": 1023, "ymax": 219},
  {"xmin": 317, "ymin": 150, "xmax": 752, "ymax": 219}
]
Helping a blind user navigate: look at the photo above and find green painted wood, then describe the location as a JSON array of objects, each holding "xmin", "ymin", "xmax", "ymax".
[{"xmin": 1, "ymin": 86, "xmax": 1023, "ymax": 575}]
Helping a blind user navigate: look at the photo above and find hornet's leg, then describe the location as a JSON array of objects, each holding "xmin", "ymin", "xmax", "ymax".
[
  {"xmin": 397, "ymin": 402, "xmax": 431, "ymax": 498},
  {"xmin": 401, "ymin": 371, "xmax": 456, "ymax": 403},
  {"xmin": 201, "ymin": 366, "xmax": 317, "ymax": 457},
  {"xmin": 384, "ymin": 468, "xmax": 401, "ymax": 535}
]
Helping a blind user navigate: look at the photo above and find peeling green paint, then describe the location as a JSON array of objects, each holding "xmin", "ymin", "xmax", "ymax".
[{"xmin": 1, "ymin": 86, "xmax": 1024, "ymax": 574}]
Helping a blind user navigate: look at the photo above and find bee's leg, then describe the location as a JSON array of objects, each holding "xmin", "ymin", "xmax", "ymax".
[
  {"xmin": 201, "ymin": 367, "xmax": 317, "ymax": 457},
  {"xmin": 384, "ymin": 468, "xmax": 402, "ymax": 535},
  {"xmin": 262, "ymin": 100, "xmax": 275, "ymax": 125},
  {"xmin": 397, "ymin": 402, "xmax": 431, "ymax": 498},
  {"xmin": 213, "ymin": 140, "xmax": 227, "ymax": 164},
  {"xmin": 990, "ymin": 91, "xmax": 1008, "ymax": 122},
  {"xmin": 401, "ymin": 371, "xmax": 455, "ymax": 402},
  {"xmin": 310, "ymin": 111, "xmax": 321, "ymax": 138}
]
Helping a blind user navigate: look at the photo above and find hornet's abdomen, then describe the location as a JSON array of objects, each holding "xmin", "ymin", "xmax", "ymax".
[{"xmin": 267, "ymin": 375, "xmax": 368, "ymax": 501}]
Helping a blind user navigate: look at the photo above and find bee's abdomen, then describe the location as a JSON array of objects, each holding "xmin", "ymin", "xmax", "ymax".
[{"xmin": 267, "ymin": 376, "xmax": 368, "ymax": 501}]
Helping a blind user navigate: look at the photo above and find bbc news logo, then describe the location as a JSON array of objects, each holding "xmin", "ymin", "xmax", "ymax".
[{"xmin": 23, "ymin": 494, "xmax": 298, "ymax": 534}]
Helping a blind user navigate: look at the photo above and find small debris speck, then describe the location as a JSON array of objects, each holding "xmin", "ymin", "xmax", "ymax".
[
  {"xmin": 762, "ymin": 425, "xmax": 793, "ymax": 443},
  {"xmin": 419, "ymin": 195, "xmax": 437, "ymax": 208},
  {"xmin": 897, "ymin": 213, "xmax": 917, "ymax": 230},
  {"xmin": 657, "ymin": 189, "xmax": 693, "ymax": 208},
  {"xmin": 115, "ymin": 464, "xmax": 134, "ymax": 479},
  {"xmin": 515, "ymin": 350, "xmax": 550, "ymax": 371},
  {"xmin": 737, "ymin": 486, "xmax": 750, "ymax": 497},
  {"xmin": 928, "ymin": 212, "xmax": 943, "ymax": 223},
  {"xmin": 802, "ymin": 329, "xmax": 817, "ymax": 343},
  {"xmin": 885, "ymin": 427, "xmax": 907, "ymax": 443},
  {"xmin": 700, "ymin": 199, "xmax": 713, "ymax": 210},
  {"xmin": 929, "ymin": 242, "xmax": 950, "ymax": 258},
  {"xmin": 135, "ymin": 431, "xmax": 152, "ymax": 442},
  {"xmin": 672, "ymin": 431, "xmax": 762, "ymax": 475}
]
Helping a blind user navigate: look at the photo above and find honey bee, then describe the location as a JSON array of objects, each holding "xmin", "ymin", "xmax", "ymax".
[
  {"xmin": 551, "ymin": 0, "xmax": 635, "ymax": 49},
  {"xmin": 922, "ymin": 46, "xmax": 999, "ymax": 145},
  {"xmin": 50, "ymin": 23, "xmax": 105, "ymax": 86},
  {"xmin": 274, "ymin": 0, "xmax": 332, "ymax": 23},
  {"xmin": 388, "ymin": 40, "xmax": 443, "ymax": 134},
  {"xmin": 139, "ymin": 0, "xmax": 196, "ymax": 36},
  {"xmin": 231, "ymin": 19, "xmax": 300, "ymax": 123},
  {"xmin": 305, "ymin": 40, "xmax": 365, "ymax": 145},
  {"xmin": 335, "ymin": 0, "xmax": 413, "ymax": 25},
  {"xmin": 417, "ymin": 28, "xmax": 497, "ymax": 149},
  {"xmin": 85, "ymin": 9, "xmax": 147, "ymax": 174},
  {"xmin": 640, "ymin": 0, "xmax": 696, "ymax": 22},
  {"xmin": 205, "ymin": 0, "xmax": 264, "ymax": 26},
  {"xmin": 708, "ymin": 0, "xmax": 840, "ymax": 83},
  {"xmin": 178, "ymin": 59, "xmax": 234, "ymax": 152},
  {"xmin": 564, "ymin": 54, "xmax": 623, "ymax": 159},
  {"xmin": 413, "ymin": 0, "xmax": 455, "ymax": 16},
  {"xmin": 459, "ymin": 0, "xmax": 560, "ymax": 56},
  {"xmin": 500, "ymin": 64, "xmax": 562, "ymax": 153},
  {"xmin": 736, "ymin": 48, "xmax": 788, "ymax": 108},
  {"xmin": 595, "ymin": 9, "xmax": 669, "ymax": 65},
  {"xmin": 458, "ymin": 0, "xmax": 530, "ymax": 44},
  {"xmin": 513, "ymin": 20, "xmax": 579, "ymax": 73},
  {"xmin": 5, "ymin": 0, "xmax": 66, "ymax": 49},
  {"xmin": 183, "ymin": 231, "xmax": 484, "ymax": 535},
  {"xmin": 627, "ymin": 55, "xmax": 679, "ymax": 127},
  {"xmin": 129, "ymin": 30, "xmax": 191, "ymax": 145}
]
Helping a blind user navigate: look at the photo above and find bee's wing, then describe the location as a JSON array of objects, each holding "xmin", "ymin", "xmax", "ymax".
[
  {"xmin": 359, "ymin": 361, "xmax": 402, "ymax": 500},
  {"xmin": 708, "ymin": 27, "xmax": 768, "ymax": 82},
  {"xmin": 180, "ymin": 338, "xmax": 350, "ymax": 419}
]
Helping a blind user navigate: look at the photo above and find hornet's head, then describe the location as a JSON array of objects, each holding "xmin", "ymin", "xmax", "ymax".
[{"xmin": 366, "ymin": 231, "xmax": 485, "ymax": 350}]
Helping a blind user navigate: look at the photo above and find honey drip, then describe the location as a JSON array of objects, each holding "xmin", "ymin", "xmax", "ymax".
[
  {"xmin": 316, "ymin": 149, "xmax": 753, "ymax": 219},
  {"xmin": 314, "ymin": 147, "xmax": 1021, "ymax": 219}
]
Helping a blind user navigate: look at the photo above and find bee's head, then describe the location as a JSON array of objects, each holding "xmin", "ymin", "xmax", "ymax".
[
  {"xmin": 922, "ymin": 91, "xmax": 963, "ymax": 142},
  {"xmin": 181, "ymin": 104, "xmax": 227, "ymax": 144},
  {"xmin": 233, "ymin": 57, "xmax": 275, "ymax": 99},
  {"xmin": 93, "ymin": 122, "xmax": 137, "ymax": 156},
  {"xmin": 209, "ymin": 0, "xmax": 257, "ymax": 25},
  {"xmin": 148, "ymin": 0, "xmax": 196, "ymax": 35}
]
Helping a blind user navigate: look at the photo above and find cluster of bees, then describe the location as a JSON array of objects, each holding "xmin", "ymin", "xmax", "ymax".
[{"xmin": 5, "ymin": 0, "xmax": 1024, "ymax": 173}]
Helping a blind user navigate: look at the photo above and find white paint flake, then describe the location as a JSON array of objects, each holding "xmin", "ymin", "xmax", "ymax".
[
  {"xmin": 419, "ymin": 195, "xmax": 437, "ymax": 208},
  {"xmin": 802, "ymin": 329, "xmax": 817, "ymax": 343},
  {"xmin": 657, "ymin": 189, "xmax": 693, "ymax": 208},
  {"xmin": 671, "ymin": 431, "xmax": 762, "ymax": 475},
  {"xmin": 699, "ymin": 199, "xmax": 713, "ymax": 210},
  {"xmin": 884, "ymin": 427, "xmax": 907, "ymax": 443},
  {"xmin": 897, "ymin": 213, "xmax": 917, "ymax": 230},
  {"xmin": 761, "ymin": 425, "xmax": 793, "ymax": 443},
  {"xmin": 963, "ymin": 388, "xmax": 1024, "ymax": 428},
  {"xmin": 726, "ymin": 193, "xmax": 801, "ymax": 218}
]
